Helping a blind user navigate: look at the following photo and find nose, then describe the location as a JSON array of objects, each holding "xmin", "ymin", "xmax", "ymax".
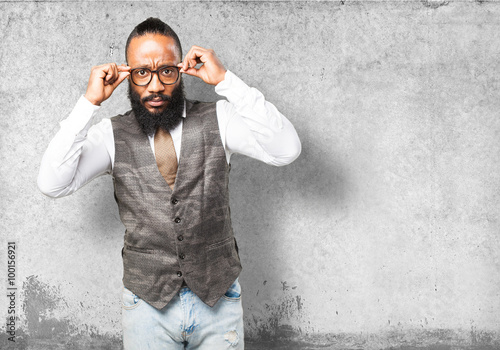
[{"xmin": 147, "ymin": 72, "xmax": 165, "ymax": 93}]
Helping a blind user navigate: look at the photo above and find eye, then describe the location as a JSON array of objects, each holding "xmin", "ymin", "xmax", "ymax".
[
  {"xmin": 160, "ymin": 67, "xmax": 174, "ymax": 76},
  {"xmin": 136, "ymin": 69, "xmax": 149, "ymax": 77}
]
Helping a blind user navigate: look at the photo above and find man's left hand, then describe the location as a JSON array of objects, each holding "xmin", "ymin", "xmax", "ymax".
[{"xmin": 178, "ymin": 46, "xmax": 227, "ymax": 86}]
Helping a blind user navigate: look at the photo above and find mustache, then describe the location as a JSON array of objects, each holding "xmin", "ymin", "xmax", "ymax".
[{"xmin": 141, "ymin": 93, "xmax": 172, "ymax": 104}]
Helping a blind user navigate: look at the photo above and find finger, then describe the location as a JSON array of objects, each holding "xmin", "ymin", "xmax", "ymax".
[
  {"xmin": 103, "ymin": 66, "xmax": 112, "ymax": 86},
  {"xmin": 189, "ymin": 47, "xmax": 212, "ymax": 64},
  {"xmin": 180, "ymin": 58, "xmax": 202, "ymax": 73},
  {"xmin": 105, "ymin": 63, "xmax": 118, "ymax": 84},
  {"xmin": 91, "ymin": 64, "xmax": 108, "ymax": 81},
  {"xmin": 104, "ymin": 63, "xmax": 119, "ymax": 86},
  {"xmin": 180, "ymin": 67, "xmax": 200, "ymax": 78},
  {"xmin": 118, "ymin": 64, "xmax": 131, "ymax": 72},
  {"xmin": 111, "ymin": 71, "xmax": 130, "ymax": 88},
  {"xmin": 184, "ymin": 54, "xmax": 199, "ymax": 71},
  {"xmin": 179, "ymin": 64, "xmax": 202, "ymax": 74},
  {"xmin": 181, "ymin": 46, "xmax": 195, "ymax": 70},
  {"xmin": 182, "ymin": 45, "xmax": 208, "ymax": 70}
]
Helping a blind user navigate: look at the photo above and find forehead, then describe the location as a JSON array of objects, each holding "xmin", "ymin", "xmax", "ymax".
[{"xmin": 127, "ymin": 33, "xmax": 180, "ymax": 66}]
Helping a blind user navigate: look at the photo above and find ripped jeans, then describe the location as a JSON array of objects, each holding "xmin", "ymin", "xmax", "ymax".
[{"xmin": 122, "ymin": 279, "xmax": 244, "ymax": 349}]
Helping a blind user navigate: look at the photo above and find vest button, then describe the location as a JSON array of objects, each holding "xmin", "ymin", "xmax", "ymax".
[
  {"xmin": 174, "ymin": 217, "xmax": 181, "ymax": 223},
  {"xmin": 178, "ymin": 235, "xmax": 184, "ymax": 241},
  {"xmin": 171, "ymin": 198, "xmax": 179, "ymax": 205},
  {"xmin": 177, "ymin": 271, "xmax": 182, "ymax": 277},
  {"xmin": 179, "ymin": 253, "xmax": 185, "ymax": 260}
]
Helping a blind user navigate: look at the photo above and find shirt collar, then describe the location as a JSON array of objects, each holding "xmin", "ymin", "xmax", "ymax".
[{"xmin": 181, "ymin": 100, "xmax": 186, "ymax": 119}]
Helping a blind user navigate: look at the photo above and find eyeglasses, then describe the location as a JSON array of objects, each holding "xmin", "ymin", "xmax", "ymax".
[{"xmin": 130, "ymin": 66, "xmax": 180, "ymax": 86}]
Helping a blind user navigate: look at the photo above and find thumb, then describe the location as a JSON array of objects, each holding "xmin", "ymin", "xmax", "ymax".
[{"xmin": 180, "ymin": 67, "xmax": 201, "ymax": 78}]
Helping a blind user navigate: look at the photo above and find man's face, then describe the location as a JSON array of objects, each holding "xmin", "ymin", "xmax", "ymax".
[{"xmin": 127, "ymin": 33, "xmax": 181, "ymax": 113}]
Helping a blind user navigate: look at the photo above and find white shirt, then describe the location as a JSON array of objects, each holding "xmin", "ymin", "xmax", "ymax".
[{"xmin": 37, "ymin": 70, "xmax": 301, "ymax": 198}]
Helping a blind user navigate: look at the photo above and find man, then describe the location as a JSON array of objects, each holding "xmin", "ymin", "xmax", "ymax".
[{"xmin": 38, "ymin": 18, "xmax": 301, "ymax": 349}]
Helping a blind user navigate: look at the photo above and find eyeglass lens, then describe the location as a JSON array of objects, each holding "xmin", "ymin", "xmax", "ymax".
[{"xmin": 131, "ymin": 67, "xmax": 179, "ymax": 86}]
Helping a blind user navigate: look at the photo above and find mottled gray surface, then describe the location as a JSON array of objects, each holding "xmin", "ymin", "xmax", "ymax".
[{"xmin": 1, "ymin": 1, "xmax": 500, "ymax": 349}]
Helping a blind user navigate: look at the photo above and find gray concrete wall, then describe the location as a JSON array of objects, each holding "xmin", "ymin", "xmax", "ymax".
[{"xmin": 1, "ymin": 1, "xmax": 500, "ymax": 349}]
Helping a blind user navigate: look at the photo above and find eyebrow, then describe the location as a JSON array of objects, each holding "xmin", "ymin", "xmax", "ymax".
[{"xmin": 131, "ymin": 62, "xmax": 177, "ymax": 69}]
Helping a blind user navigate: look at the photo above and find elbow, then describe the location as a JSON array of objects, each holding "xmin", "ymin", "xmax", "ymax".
[
  {"xmin": 37, "ymin": 175, "xmax": 64, "ymax": 198},
  {"xmin": 290, "ymin": 138, "xmax": 302, "ymax": 162},
  {"xmin": 270, "ymin": 137, "xmax": 302, "ymax": 167},
  {"xmin": 275, "ymin": 119, "xmax": 301, "ymax": 166},
  {"xmin": 37, "ymin": 177, "xmax": 55, "ymax": 198},
  {"xmin": 281, "ymin": 141, "xmax": 302, "ymax": 166}
]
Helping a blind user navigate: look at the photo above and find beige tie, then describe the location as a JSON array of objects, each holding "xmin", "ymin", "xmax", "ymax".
[{"xmin": 154, "ymin": 128, "xmax": 178, "ymax": 190}]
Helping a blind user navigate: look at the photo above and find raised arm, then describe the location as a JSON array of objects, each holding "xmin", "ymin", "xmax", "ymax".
[
  {"xmin": 37, "ymin": 63, "xmax": 130, "ymax": 197},
  {"xmin": 179, "ymin": 46, "xmax": 301, "ymax": 166}
]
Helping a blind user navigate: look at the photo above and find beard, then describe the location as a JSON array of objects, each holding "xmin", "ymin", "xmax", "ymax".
[{"xmin": 128, "ymin": 80, "xmax": 185, "ymax": 136}]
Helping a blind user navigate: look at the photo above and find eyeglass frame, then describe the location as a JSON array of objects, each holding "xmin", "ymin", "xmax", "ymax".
[{"xmin": 129, "ymin": 65, "xmax": 181, "ymax": 86}]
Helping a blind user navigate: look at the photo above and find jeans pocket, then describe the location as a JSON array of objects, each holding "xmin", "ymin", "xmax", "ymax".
[
  {"xmin": 223, "ymin": 278, "xmax": 241, "ymax": 301},
  {"xmin": 122, "ymin": 287, "xmax": 143, "ymax": 310}
]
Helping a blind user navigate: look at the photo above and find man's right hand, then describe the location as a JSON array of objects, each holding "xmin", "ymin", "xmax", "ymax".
[{"xmin": 84, "ymin": 63, "xmax": 130, "ymax": 106}]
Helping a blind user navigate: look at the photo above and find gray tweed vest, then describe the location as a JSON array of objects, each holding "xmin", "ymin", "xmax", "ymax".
[{"xmin": 111, "ymin": 100, "xmax": 242, "ymax": 310}]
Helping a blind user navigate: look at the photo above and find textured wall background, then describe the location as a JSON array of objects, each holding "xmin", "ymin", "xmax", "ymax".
[{"xmin": 1, "ymin": 1, "xmax": 500, "ymax": 349}]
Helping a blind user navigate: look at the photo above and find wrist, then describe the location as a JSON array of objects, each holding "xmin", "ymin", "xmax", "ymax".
[
  {"xmin": 84, "ymin": 93, "xmax": 101, "ymax": 106},
  {"xmin": 214, "ymin": 69, "xmax": 228, "ymax": 86}
]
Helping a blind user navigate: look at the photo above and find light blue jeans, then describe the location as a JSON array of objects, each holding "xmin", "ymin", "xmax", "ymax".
[{"xmin": 122, "ymin": 279, "xmax": 244, "ymax": 349}]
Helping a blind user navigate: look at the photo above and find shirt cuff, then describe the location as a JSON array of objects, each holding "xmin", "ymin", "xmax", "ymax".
[
  {"xmin": 214, "ymin": 70, "xmax": 251, "ymax": 103},
  {"xmin": 59, "ymin": 95, "xmax": 101, "ymax": 136}
]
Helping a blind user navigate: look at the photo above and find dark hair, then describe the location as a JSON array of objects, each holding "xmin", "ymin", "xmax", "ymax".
[{"xmin": 125, "ymin": 18, "xmax": 182, "ymax": 62}]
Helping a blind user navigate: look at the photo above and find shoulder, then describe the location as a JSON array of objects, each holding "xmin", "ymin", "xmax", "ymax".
[
  {"xmin": 110, "ymin": 110, "xmax": 138, "ymax": 131},
  {"xmin": 110, "ymin": 110, "xmax": 145, "ymax": 141},
  {"xmin": 184, "ymin": 100, "xmax": 222, "ymax": 134},
  {"xmin": 110, "ymin": 110, "xmax": 134, "ymax": 124},
  {"xmin": 186, "ymin": 100, "xmax": 218, "ymax": 116}
]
